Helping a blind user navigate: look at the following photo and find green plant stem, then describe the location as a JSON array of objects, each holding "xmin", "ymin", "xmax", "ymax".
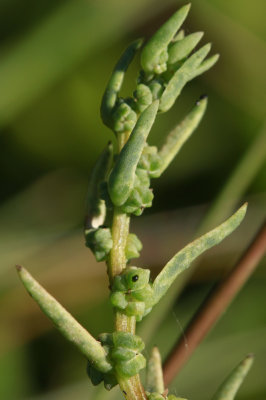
[
  {"xmin": 108, "ymin": 132, "xmax": 147, "ymax": 400},
  {"xmin": 109, "ymin": 208, "xmax": 130, "ymax": 280}
]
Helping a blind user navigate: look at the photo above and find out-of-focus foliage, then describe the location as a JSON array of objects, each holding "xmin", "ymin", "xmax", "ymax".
[{"xmin": 0, "ymin": 0, "xmax": 265, "ymax": 399}]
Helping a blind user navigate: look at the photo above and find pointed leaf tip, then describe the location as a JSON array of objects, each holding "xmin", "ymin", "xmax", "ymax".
[
  {"xmin": 16, "ymin": 266, "xmax": 112, "ymax": 373},
  {"xmin": 212, "ymin": 354, "xmax": 254, "ymax": 400}
]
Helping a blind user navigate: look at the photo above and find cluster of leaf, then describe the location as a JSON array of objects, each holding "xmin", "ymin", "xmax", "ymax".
[
  {"xmin": 16, "ymin": 5, "xmax": 253, "ymax": 400},
  {"xmin": 85, "ymin": 4, "xmax": 217, "ymax": 262}
]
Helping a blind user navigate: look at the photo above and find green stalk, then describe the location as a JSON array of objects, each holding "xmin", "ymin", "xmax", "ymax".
[{"xmin": 108, "ymin": 133, "xmax": 147, "ymax": 400}]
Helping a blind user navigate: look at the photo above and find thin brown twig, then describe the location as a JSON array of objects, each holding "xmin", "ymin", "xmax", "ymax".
[{"xmin": 163, "ymin": 220, "xmax": 266, "ymax": 386}]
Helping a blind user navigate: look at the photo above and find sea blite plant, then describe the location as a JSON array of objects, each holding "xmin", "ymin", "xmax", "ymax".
[{"xmin": 17, "ymin": 5, "xmax": 252, "ymax": 400}]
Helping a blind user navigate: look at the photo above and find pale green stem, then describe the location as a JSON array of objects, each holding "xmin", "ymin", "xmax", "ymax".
[{"xmin": 108, "ymin": 132, "xmax": 147, "ymax": 400}]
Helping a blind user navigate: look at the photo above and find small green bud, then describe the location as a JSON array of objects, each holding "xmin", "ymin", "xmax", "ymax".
[
  {"xmin": 126, "ymin": 233, "xmax": 143, "ymax": 260},
  {"xmin": 112, "ymin": 101, "xmax": 137, "ymax": 134},
  {"xmin": 146, "ymin": 393, "xmax": 165, "ymax": 400},
  {"xmin": 139, "ymin": 145, "xmax": 163, "ymax": 178},
  {"xmin": 134, "ymin": 84, "xmax": 153, "ymax": 113},
  {"xmin": 148, "ymin": 79, "xmax": 164, "ymax": 100},
  {"xmin": 120, "ymin": 169, "xmax": 154, "ymax": 216},
  {"xmin": 141, "ymin": 4, "xmax": 191, "ymax": 75},
  {"xmin": 85, "ymin": 227, "xmax": 113, "ymax": 261}
]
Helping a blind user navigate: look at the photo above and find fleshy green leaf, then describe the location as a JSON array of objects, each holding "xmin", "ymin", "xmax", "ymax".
[
  {"xmin": 16, "ymin": 266, "xmax": 112, "ymax": 373},
  {"xmin": 101, "ymin": 39, "xmax": 143, "ymax": 127},
  {"xmin": 189, "ymin": 53, "xmax": 220, "ymax": 81},
  {"xmin": 108, "ymin": 100, "xmax": 159, "ymax": 206},
  {"xmin": 159, "ymin": 43, "xmax": 211, "ymax": 112},
  {"xmin": 85, "ymin": 142, "xmax": 113, "ymax": 230},
  {"xmin": 212, "ymin": 354, "xmax": 254, "ymax": 400},
  {"xmin": 152, "ymin": 203, "xmax": 247, "ymax": 306},
  {"xmin": 168, "ymin": 31, "xmax": 204, "ymax": 65},
  {"xmin": 141, "ymin": 4, "xmax": 191, "ymax": 74},
  {"xmin": 157, "ymin": 96, "xmax": 207, "ymax": 175}
]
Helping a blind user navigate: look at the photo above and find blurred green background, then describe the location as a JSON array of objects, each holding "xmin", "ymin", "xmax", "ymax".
[{"xmin": 0, "ymin": 0, "xmax": 265, "ymax": 399}]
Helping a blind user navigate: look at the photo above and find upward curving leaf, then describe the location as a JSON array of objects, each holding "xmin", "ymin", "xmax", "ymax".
[
  {"xmin": 141, "ymin": 4, "xmax": 191, "ymax": 75},
  {"xmin": 101, "ymin": 39, "xmax": 143, "ymax": 127},
  {"xmin": 152, "ymin": 203, "xmax": 247, "ymax": 306},
  {"xmin": 157, "ymin": 95, "xmax": 207, "ymax": 176},
  {"xmin": 212, "ymin": 354, "xmax": 254, "ymax": 400}
]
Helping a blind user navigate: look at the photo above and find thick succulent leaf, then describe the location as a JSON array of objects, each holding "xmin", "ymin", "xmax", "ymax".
[
  {"xmin": 108, "ymin": 100, "xmax": 159, "ymax": 206},
  {"xmin": 146, "ymin": 347, "xmax": 164, "ymax": 394},
  {"xmin": 140, "ymin": 4, "xmax": 190, "ymax": 74},
  {"xmin": 101, "ymin": 39, "xmax": 142, "ymax": 127},
  {"xmin": 16, "ymin": 266, "xmax": 112, "ymax": 373},
  {"xmin": 168, "ymin": 31, "xmax": 204, "ymax": 65},
  {"xmin": 189, "ymin": 53, "xmax": 220, "ymax": 81},
  {"xmin": 152, "ymin": 203, "xmax": 247, "ymax": 306},
  {"xmin": 173, "ymin": 29, "xmax": 185, "ymax": 42},
  {"xmin": 85, "ymin": 142, "xmax": 113, "ymax": 229},
  {"xmin": 157, "ymin": 96, "xmax": 207, "ymax": 175},
  {"xmin": 159, "ymin": 43, "xmax": 211, "ymax": 112},
  {"xmin": 212, "ymin": 354, "xmax": 254, "ymax": 400}
]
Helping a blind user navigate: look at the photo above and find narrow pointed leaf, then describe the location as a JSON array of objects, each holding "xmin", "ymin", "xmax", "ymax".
[
  {"xmin": 108, "ymin": 100, "xmax": 159, "ymax": 206},
  {"xmin": 212, "ymin": 354, "xmax": 254, "ymax": 400},
  {"xmin": 146, "ymin": 347, "xmax": 164, "ymax": 394},
  {"xmin": 158, "ymin": 96, "xmax": 207, "ymax": 175},
  {"xmin": 152, "ymin": 203, "xmax": 247, "ymax": 306},
  {"xmin": 16, "ymin": 266, "xmax": 112, "ymax": 373},
  {"xmin": 173, "ymin": 29, "xmax": 185, "ymax": 42},
  {"xmin": 85, "ymin": 142, "xmax": 113, "ymax": 229},
  {"xmin": 159, "ymin": 43, "xmax": 211, "ymax": 112},
  {"xmin": 189, "ymin": 53, "xmax": 220, "ymax": 81},
  {"xmin": 168, "ymin": 32, "xmax": 204, "ymax": 64},
  {"xmin": 101, "ymin": 39, "xmax": 143, "ymax": 127},
  {"xmin": 141, "ymin": 4, "xmax": 191, "ymax": 74}
]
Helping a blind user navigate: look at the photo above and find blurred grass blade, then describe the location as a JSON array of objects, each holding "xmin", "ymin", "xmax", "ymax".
[
  {"xmin": 199, "ymin": 123, "xmax": 266, "ymax": 234},
  {"xmin": 212, "ymin": 354, "xmax": 254, "ymax": 400},
  {"xmin": 146, "ymin": 347, "xmax": 165, "ymax": 394},
  {"xmin": 0, "ymin": 0, "xmax": 158, "ymax": 126}
]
